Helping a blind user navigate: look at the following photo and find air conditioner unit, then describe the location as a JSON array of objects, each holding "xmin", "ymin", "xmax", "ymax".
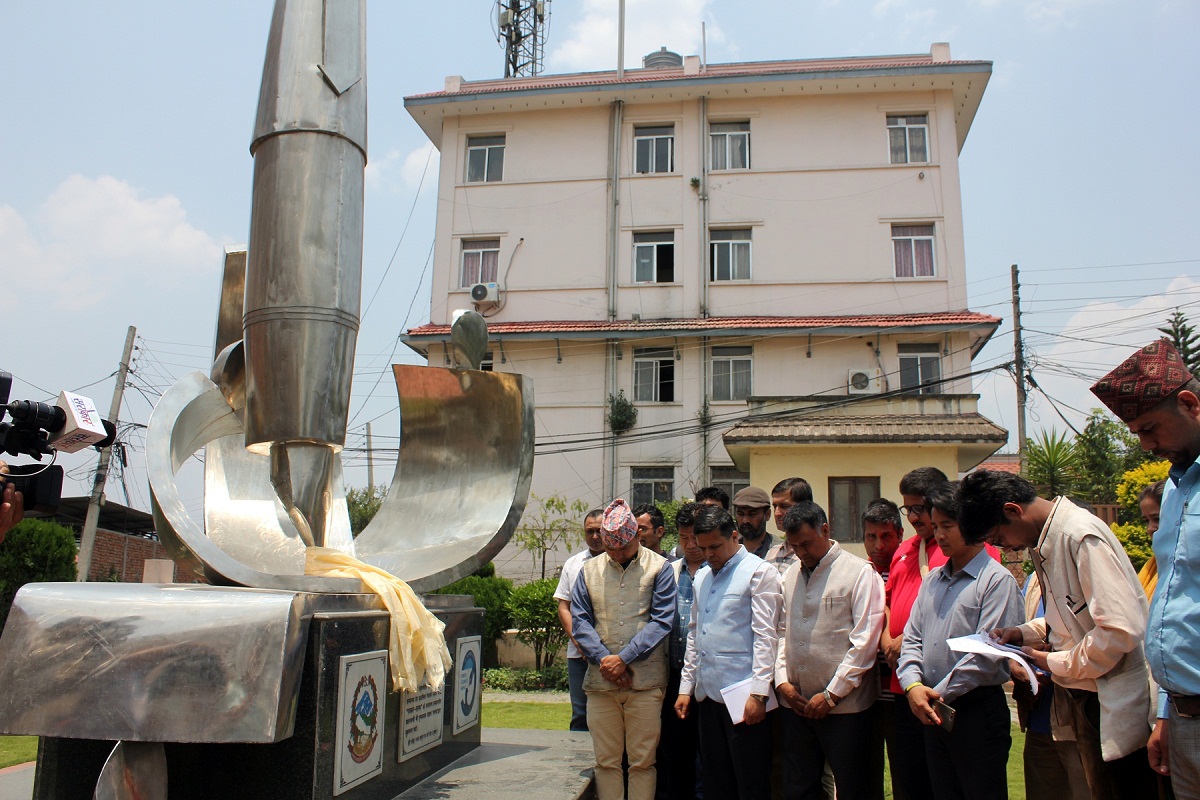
[
  {"xmin": 847, "ymin": 368, "xmax": 882, "ymax": 395},
  {"xmin": 470, "ymin": 282, "xmax": 500, "ymax": 304}
]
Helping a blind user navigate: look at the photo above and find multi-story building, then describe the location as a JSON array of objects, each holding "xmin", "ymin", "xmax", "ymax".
[{"xmin": 402, "ymin": 43, "xmax": 1007, "ymax": 576}]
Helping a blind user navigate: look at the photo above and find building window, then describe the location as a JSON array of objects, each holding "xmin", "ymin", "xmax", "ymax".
[
  {"xmin": 466, "ymin": 135, "xmax": 505, "ymax": 182},
  {"xmin": 480, "ymin": 351, "xmax": 495, "ymax": 372},
  {"xmin": 887, "ymin": 114, "xmax": 928, "ymax": 164},
  {"xmin": 711, "ymin": 346, "xmax": 752, "ymax": 401},
  {"xmin": 633, "ymin": 347, "xmax": 675, "ymax": 402},
  {"xmin": 898, "ymin": 343, "xmax": 941, "ymax": 395},
  {"xmin": 710, "ymin": 121, "xmax": 750, "ymax": 170},
  {"xmin": 632, "ymin": 467, "xmax": 675, "ymax": 506},
  {"xmin": 892, "ymin": 224, "xmax": 935, "ymax": 278},
  {"xmin": 709, "ymin": 466, "xmax": 750, "ymax": 500},
  {"xmin": 633, "ymin": 231, "xmax": 675, "ymax": 283},
  {"xmin": 711, "ymin": 229, "xmax": 752, "ymax": 281},
  {"xmin": 461, "ymin": 238, "xmax": 499, "ymax": 287},
  {"xmin": 634, "ymin": 125, "xmax": 674, "ymax": 174},
  {"xmin": 828, "ymin": 476, "xmax": 880, "ymax": 543}
]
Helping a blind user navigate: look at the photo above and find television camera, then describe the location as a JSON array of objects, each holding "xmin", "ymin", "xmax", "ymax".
[{"xmin": 0, "ymin": 371, "xmax": 116, "ymax": 512}]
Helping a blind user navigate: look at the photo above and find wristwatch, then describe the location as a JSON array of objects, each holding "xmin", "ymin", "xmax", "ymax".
[{"xmin": 750, "ymin": 693, "xmax": 768, "ymax": 702}]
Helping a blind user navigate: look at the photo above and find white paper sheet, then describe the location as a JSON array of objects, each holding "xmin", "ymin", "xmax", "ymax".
[
  {"xmin": 946, "ymin": 633, "xmax": 1039, "ymax": 695},
  {"xmin": 720, "ymin": 677, "xmax": 780, "ymax": 724}
]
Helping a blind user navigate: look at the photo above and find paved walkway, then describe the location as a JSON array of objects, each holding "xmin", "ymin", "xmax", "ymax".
[{"xmin": 0, "ymin": 762, "xmax": 33, "ymax": 800}]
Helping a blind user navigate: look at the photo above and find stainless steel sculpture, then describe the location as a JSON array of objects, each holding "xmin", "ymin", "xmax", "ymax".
[{"xmin": 0, "ymin": 1, "xmax": 531, "ymax": 796}]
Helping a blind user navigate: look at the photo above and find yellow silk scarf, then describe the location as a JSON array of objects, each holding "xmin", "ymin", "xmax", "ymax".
[{"xmin": 305, "ymin": 547, "xmax": 453, "ymax": 693}]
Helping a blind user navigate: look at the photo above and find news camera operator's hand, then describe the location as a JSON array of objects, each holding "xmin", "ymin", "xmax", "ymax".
[{"xmin": 0, "ymin": 461, "xmax": 24, "ymax": 544}]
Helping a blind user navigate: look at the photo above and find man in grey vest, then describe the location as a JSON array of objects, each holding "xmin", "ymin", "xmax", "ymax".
[
  {"xmin": 675, "ymin": 505, "xmax": 782, "ymax": 800},
  {"xmin": 572, "ymin": 498, "xmax": 676, "ymax": 800},
  {"xmin": 775, "ymin": 501, "xmax": 886, "ymax": 800}
]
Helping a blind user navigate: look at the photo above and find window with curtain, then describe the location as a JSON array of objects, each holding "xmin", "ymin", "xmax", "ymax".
[
  {"xmin": 634, "ymin": 126, "xmax": 674, "ymax": 174},
  {"xmin": 710, "ymin": 229, "xmax": 752, "ymax": 281},
  {"xmin": 828, "ymin": 476, "xmax": 880, "ymax": 542},
  {"xmin": 466, "ymin": 135, "xmax": 505, "ymax": 182},
  {"xmin": 461, "ymin": 238, "xmax": 500, "ymax": 286},
  {"xmin": 710, "ymin": 121, "xmax": 750, "ymax": 170},
  {"xmin": 711, "ymin": 346, "xmax": 752, "ymax": 401},
  {"xmin": 887, "ymin": 114, "xmax": 928, "ymax": 164},
  {"xmin": 898, "ymin": 343, "xmax": 942, "ymax": 394},
  {"xmin": 633, "ymin": 347, "xmax": 675, "ymax": 402},
  {"xmin": 633, "ymin": 231, "xmax": 675, "ymax": 283},
  {"xmin": 892, "ymin": 224, "xmax": 935, "ymax": 277}
]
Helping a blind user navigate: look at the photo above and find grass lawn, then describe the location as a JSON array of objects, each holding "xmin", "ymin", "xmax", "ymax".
[
  {"xmin": 0, "ymin": 736, "xmax": 37, "ymax": 769},
  {"xmin": 482, "ymin": 701, "xmax": 1029, "ymax": 800}
]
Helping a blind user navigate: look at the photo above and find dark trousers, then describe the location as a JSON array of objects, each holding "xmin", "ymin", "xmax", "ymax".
[
  {"xmin": 891, "ymin": 692, "xmax": 934, "ymax": 800},
  {"xmin": 1023, "ymin": 730, "xmax": 1090, "ymax": 800},
  {"xmin": 780, "ymin": 706, "xmax": 881, "ymax": 800},
  {"xmin": 567, "ymin": 657, "xmax": 589, "ymax": 732},
  {"xmin": 656, "ymin": 671, "xmax": 699, "ymax": 800},
  {"xmin": 1064, "ymin": 688, "xmax": 1158, "ymax": 800},
  {"xmin": 869, "ymin": 698, "xmax": 898, "ymax": 800},
  {"xmin": 697, "ymin": 698, "xmax": 772, "ymax": 800},
  {"xmin": 923, "ymin": 685, "xmax": 1010, "ymax": 800}
]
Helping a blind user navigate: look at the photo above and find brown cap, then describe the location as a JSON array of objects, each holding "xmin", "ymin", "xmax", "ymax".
[
  {"xmin": 1090, "ymin": 338, "xmax": 1194, "ymax": 422},
  {"xmin": 732, "ymin": 486, "xmax": 771, "ymax": 509}
]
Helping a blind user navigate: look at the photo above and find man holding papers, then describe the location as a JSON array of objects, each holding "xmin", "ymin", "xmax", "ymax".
[
  {"xmin": 959, "ymin": 469, "xmax": 1157, "ymax": 800},
  {"xmin": 774, "ymin": 501, "xmax": 886, "ymax": 800},
  {"xmin": 897, "ymin": 482, "xmax": 1023, "ymax": 800},
  {"xmin": 676, "ymin": 505, "xmax": 782, "ymax": 800}
]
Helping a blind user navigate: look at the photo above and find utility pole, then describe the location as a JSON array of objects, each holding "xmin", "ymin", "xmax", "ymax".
[
  {"xmin": 1011, "ymin": 265, "xmax": 1028, "ymax": 474},
  {"xmin": 77, "ymin": 325, "xmax": 136, "ymax": 582},
  {"xmin": 365, "ymin": 421, "xmax": 374, "ymax": 490}
]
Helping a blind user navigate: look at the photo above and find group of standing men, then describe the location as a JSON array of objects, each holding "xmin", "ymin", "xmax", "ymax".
[{"xmin": 547, "ymin": 337, "xmax": 1200, "ymax": 800}]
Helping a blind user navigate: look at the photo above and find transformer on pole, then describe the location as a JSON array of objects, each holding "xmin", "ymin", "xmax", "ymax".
[{"xmin": 497, "ymin": 0, "xmax": 551, "ymax": 78}]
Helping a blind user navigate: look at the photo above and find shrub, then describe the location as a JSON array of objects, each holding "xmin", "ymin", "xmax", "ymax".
[
  {"xmin": 0, "ymin": 518, "xmax": 77, "ymax": 628},
  {"xmin": 1112, "ymin": 521, "xmax": 1154, "ymax": 572},
  {"xmin": 506, "ymin": 578, "xmax": 567, "ymax": 670},
  {"xmin": 482, "ymin": 666, "xmax": 570, "ymax": 692},
  {"xmin": 433, "ymin": 573, "xmax": 513, "ymax": 668}
]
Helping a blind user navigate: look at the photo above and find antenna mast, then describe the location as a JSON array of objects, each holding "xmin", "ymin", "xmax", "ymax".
[{"xmin": 497, "ymin": 0, "xmax": 551, "ymax": 77}]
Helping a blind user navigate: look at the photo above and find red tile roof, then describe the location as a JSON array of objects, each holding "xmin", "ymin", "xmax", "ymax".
[
  {"xmin": 724, "ymin": 412, "xmax": 1008, "ymax": 445},
  {"xmin": 405, "ymin": 311, "xmax": 1000, "ymax": 339},
  {"xmin": 406, "ymin": 55, "xmax": 990, "ymax": 100}
]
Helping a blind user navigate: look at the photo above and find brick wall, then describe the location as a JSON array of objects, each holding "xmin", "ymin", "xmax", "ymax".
[{"xmin": 86, "ymin": 529, "xmax": 204, "ymax": 583}]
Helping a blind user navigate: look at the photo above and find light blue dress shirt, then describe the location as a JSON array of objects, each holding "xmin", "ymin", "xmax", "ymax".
[{"xmin": 1147, "ymin": 457, "xmax": 1200, "ymax": 717}]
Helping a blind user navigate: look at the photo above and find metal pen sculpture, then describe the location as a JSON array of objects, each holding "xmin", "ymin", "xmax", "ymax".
[
  {"xmin": 0, "ymin": 3, "xmax": 530, "ymax": 797},
  {"xmin": 149, "ymin": 0, "xmax": 533, "ymax": 593}
]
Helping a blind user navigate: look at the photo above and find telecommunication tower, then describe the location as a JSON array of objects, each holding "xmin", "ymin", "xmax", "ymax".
[{"xmin": 496, "ymin": 0, "xmax": 551, "ymax": 78}]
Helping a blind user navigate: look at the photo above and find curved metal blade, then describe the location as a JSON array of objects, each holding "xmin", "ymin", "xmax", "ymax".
[{"xmin": 94, "ymin": 741, "xmax": 167, "ymax": 800}]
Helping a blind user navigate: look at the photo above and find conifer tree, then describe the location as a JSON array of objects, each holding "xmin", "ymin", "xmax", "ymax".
[{"xmin": 1158, "ymin": 309, "xmax": 1200, "ymax": 374}]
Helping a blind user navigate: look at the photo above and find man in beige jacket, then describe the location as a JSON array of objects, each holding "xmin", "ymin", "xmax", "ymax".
[{"xmin": 958, "ymin": 470, "xmax": 1156, "ymax": 800}]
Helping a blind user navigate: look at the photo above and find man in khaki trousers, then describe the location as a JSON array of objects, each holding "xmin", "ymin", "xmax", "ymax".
[{"xmin": 572, "ymin": 499, "xmax": 676, "ymax": 799}]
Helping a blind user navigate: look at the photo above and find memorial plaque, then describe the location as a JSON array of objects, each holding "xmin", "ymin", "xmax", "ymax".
[
  {"xmin": 398, "ymin": 683, "xmax": 445, "ymax": 762},
  {"xmin": 453, "ymin": 635, "xmax": 482, "ymax": 735},
  {"xmin": 333, "ymin": 650, "xmax": 387, "ymax": 796}
]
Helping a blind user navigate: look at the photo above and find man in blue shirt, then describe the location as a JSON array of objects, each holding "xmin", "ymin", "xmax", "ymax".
[{"xmin": 1092, "ymin": 337, "xmax": 1200, "ymax": 795}]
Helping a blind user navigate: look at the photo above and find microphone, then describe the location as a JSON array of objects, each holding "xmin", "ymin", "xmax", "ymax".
[{"xmin": 6, "ymin": 392, "xmax": 110, "ymax": 454}]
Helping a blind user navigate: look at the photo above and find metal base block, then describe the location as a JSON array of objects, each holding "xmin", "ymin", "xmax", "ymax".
[{"xmin": 31, "ymin": 595, "xmax": 483, "ymax": 800}]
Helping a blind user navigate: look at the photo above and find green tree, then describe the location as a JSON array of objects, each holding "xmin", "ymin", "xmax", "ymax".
[
  {"xmin": 0, "ymin": 518, "xmax": 78, "ymax": 627},
  {"xmin": 433, "ymin": 572, "xmax": 514, "ymax": 668},
  {"xmin": 655, "ymin": 497, "xmax": 688, "ymax": 554},
  {"xmin": 1158, "ymin": 309, "xmax": 1200, "ymax": 374},
  {"xmin": 513, "ymin": 494, "xmax": 590, "ymax": 579},
  {"xmin": 1024, "ymin": 429, "xmax": 1082, "ymax": 498},
  {"xmin": 1073, "ymin": 409, "xmax": 1152, "ymax": 505},
  {"xmin": 506, "ymin": 578, "xmax": 567, "ymax": 670},
  {"xmin": 346, "ymin": 484, "xmax": 386, "ymax": 536}
]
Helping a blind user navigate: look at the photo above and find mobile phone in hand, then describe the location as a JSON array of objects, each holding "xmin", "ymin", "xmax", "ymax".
[{"xmin": 933, "ymin": 699, "xmax": 956, "ymax": 733}]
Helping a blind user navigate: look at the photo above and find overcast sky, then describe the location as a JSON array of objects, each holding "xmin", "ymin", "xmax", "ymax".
[{"xmin": 2, "ymin": 0, "xmax": 1197, "ymax": 516}]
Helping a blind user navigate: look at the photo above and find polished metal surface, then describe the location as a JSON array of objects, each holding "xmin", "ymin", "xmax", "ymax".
[
  {"xmin": 148, "ymin": 360, "xmax": 533, "ymax": 593},
  {"xmin": 93, "ymin": 742, "xmax": 167, "ymax": 800},
  {"xmin": 243, "ymin": 0, "xmax": 367, "ymax": 545},
  {"xmin": 356, "ymin": 364, "xmax": 535, "ymax": 592},
  {"xmin": 0, "ymin": 584, "xmax": 379, "ymax": 743}
]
